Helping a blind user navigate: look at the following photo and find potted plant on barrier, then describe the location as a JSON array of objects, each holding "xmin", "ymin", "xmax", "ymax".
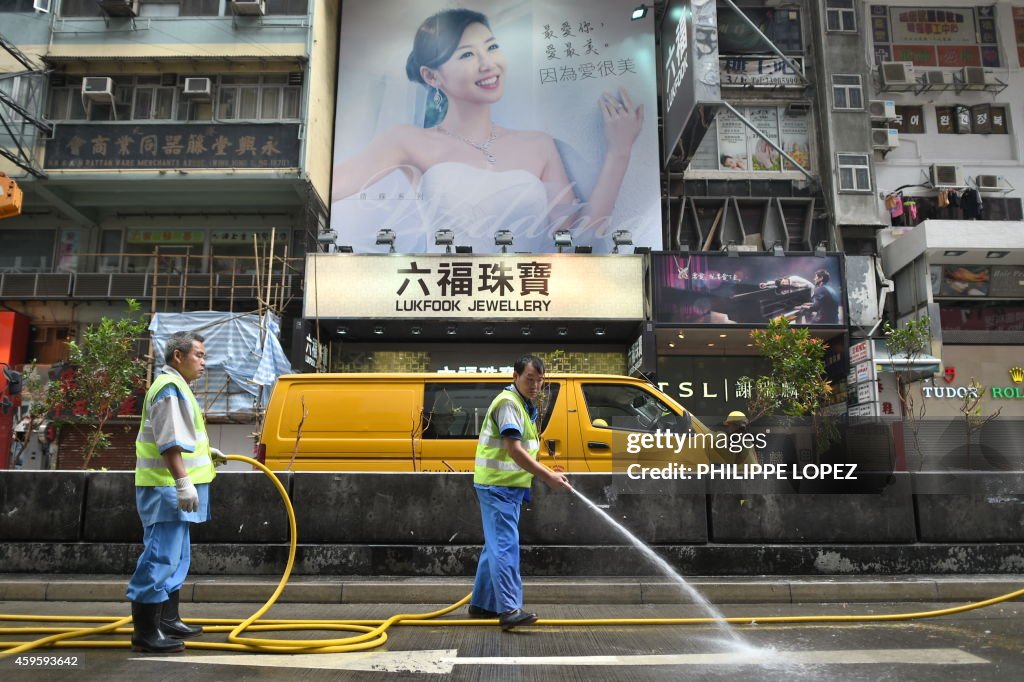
[
  {"xmin": 45, "ymin": 299, "xmax": 149, "ymax": 468},
  {"xmin": 738, "ymin": 316, "xmax": 836, "ymax": 453},
  {"xmin": 882, "ymin": 316, "xmax": 931, "ymax": 469}
]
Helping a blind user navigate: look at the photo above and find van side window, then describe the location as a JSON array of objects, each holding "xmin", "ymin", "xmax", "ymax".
[
  {"xmin": 422, "ymin": 382, "xmax": 561, "ymax": 439},
  {"xmin": 581, "ymin": 384, "xmax": 691, "ymax": 433}
]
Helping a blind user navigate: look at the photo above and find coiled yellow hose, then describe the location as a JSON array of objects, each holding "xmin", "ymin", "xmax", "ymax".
[{"xmin": 1, "ymin": 454, "xmax": 1022, "ymax": 657}]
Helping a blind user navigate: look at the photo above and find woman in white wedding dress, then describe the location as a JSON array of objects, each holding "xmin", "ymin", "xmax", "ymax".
[{"xmin": 330, "ymin": 8, "xmax": 644, "ymax": 253}]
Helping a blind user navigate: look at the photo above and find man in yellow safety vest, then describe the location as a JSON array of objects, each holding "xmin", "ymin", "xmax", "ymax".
[
  {"xmin": 125, "ymin": 331, "xmax": 226, "ymax": 653},
  {"xmin": 468, "ymin": 355, "xmax": 572, "ymax": 630}
]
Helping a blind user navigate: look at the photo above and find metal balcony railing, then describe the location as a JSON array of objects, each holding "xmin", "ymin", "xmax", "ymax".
[{"xmin": 0, "ymin": 253, "xmax": 305, "ymax": 306}]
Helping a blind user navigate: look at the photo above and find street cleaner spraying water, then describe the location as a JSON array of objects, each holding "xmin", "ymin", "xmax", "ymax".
[{"xmin": 467, "ymin": 355, "xmax": 573, "ymax": 630}]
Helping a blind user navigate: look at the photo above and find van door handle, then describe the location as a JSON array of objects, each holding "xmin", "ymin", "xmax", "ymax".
[
  {"xmin": 546, "ymin": 439, "xmax": 558, "ymax": 456},
  {"xmin": 587, "ymin": 441, "xmax": 610, "ymax": 450}
]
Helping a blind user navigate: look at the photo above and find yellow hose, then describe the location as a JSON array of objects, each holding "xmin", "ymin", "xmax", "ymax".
[{"xmin": 1, "ymin": 454, "xmax": 1022, "ymax": 657}]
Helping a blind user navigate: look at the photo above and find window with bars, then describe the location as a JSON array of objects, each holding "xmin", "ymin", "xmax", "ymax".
[
  {"xmin": 837, "ymin": 153, "xmax": 871, "ymax": 192},
  {"xmin": 59, "ymin": 0, "xmax": 304, "ymax": 17},
  {"xmin": 47, "ymin": 74, "xmax": 301, "ymax": 122},
  {"xmin": 831, "ymin": 74, "xmax": 863, "ymax": 110},
  {"xmin": 826, "ymin": 0, "xmax": 857, "ymax": 32}
]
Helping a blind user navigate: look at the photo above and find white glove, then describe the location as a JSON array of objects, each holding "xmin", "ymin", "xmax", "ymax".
[
  {"xmin": 210, "ymin": 447, "xmax": 228, "ymax": 467},
  {"xmin": 174, "ymin": 476, "xmax": 199, "ymax": 512}
]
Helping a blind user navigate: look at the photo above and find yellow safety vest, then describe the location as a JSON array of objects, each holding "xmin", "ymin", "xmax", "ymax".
[
  {"xmin": 135, "ymin": 372, "xmax": 215, "ymax": 487},
  {"xmin": 474, "ymin": 389, "xmax": 540, "ymax": 488}
]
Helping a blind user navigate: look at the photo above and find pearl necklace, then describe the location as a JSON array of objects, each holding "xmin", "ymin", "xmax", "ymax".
[{"xmin": 437, "ymin": 124, "xmax": 498, "ymax": 166}]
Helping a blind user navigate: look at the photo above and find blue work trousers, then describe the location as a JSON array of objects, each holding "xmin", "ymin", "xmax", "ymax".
[
  {"xmin": 125, "ymin": 521, "xmax": 191, "ymax": 604},
  {"xmin": 472, "ymin": 485, "xmax": 530, "ymax": 614}
]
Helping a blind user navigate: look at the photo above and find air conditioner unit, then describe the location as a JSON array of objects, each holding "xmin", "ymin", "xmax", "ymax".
[
  {"xmin": 931, "ymin": 163, "xmax": 965, "ymax": 187},
  {"xmin": 872, "ymin": 128, "xmax": 899, "ymax": 150},
  {"xmin": 868, "ymin": 100, "xmax": 896, "ymax": 121},
  {"xmin": 921, "ymin": 70, "xmax": 952, "ymax": 86},
  {"xmin": 81, "ymin": 77, "xmax": 114, "ymax": 101},
  {"xmin": 98, "ymin": 0, "xmax": 139, "ymax": 17},
  {"xmin": 879, "ymin": 61, "xmax": 914, "ymax": 86},
  {"xmin": 976, "ymin": 174, "xmax": 1001, "ymax": 190},
  {"xmin": 230, "ymin": 0, "xmax": 266, "ymax": 15},
  {"xmin": 961, "ymin": 66, "xmax": 987, "ymax": 86},
  {"xmin": 183, "ymin": 77, "xmax": 212, "ymax": 98}
]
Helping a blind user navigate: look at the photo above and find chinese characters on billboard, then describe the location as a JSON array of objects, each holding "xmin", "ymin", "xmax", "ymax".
[
  {"xmin": 44, "ymin": 124, "xmax": 300, "ymax": 169},
  {"xmin": 871, "ymin": 5, "xmax": 999, "ymax": 67},
  {"xmin": 654, "ymin": 254, "xmax": 845, "ymax": 325},
  {"xmin": 304, "ymin": 254, "xmax": 643, "ymax": 320},
  {"xmin": 331, "ymin": 0, "xmax": 661, "ymax": 254}
]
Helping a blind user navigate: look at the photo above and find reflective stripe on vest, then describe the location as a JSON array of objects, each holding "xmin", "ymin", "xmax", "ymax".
[
  {"xmin": 473, "ymin": 389, "xmax": 539, "ymax": 488},
  {"xmin": 135, "ymin": 372, "xmax": 216, "ymax": 487}
]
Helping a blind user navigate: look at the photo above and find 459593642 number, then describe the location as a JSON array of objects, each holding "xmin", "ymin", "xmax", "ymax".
[{"xmin": 13, "ymin": 655, "xmax": 80, "ymax": 667}]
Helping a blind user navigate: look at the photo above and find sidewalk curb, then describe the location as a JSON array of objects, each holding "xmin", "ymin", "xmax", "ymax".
[{"xmin": 1, "ymin": 575, "xmax": 1022, "ymax": 605}]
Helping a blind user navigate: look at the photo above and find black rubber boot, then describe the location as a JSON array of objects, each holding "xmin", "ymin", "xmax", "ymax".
[
  {"xmin": 160, "ymin": 590, "xmax": 203, "ymax": 639},
  {"xmin": 131, "ymin": 601, "xmax": 185, "ymax": 653}
]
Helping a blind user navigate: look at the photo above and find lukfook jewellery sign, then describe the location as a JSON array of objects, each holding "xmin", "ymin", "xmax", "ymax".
[{"xmin": 304, "ymin": 254, "xmax": 643, "ymax": 319}]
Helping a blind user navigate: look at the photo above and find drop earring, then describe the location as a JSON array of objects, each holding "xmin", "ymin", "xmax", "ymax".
[{"xmin": 433, "ymin": 87, "xmax": 443, "ymax": 107}]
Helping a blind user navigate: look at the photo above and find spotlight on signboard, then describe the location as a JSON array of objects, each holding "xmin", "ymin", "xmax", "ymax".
[
  {"xmin": 494, "ymin": 229, "xmax": 514, "ymax": 253},
  {"xmin": 375, "ymin": 228, "xmax": 396, "ymax": 253},
  {"xmin": 631, "ymin": 5, "xmax": 648, "ymax": 21},
  {"xmin": 434, "ymin": 229, "xmax": 455, "ymax": 253},
  {"xmin": 611, "ymin": 229, "xmax": 633, "ymax": 254},
  {"xmin": 554, "ymin": 229, "xmax": 572, "ymax": 253}
]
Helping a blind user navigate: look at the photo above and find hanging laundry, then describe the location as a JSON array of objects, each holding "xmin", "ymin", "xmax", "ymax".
[
  {"xmin": 962, "ymin": 188, "xmax": 983, "ymax": 219},
  {"xmin": 904, "ymin": 199, "xmax": 919, "ymax": 224},
  {"xmin": 887, "ymin": 194, "xmax": 904, "ymax": 218},
  {"xmin": 938, "ymin": 190, "xmax": 949, "ymax": 208}
]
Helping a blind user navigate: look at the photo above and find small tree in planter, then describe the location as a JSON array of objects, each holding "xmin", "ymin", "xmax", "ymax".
[
  {"xmin": 882, "ymin": 316, "xmax": 931, "ymax": 468},
  {"xmin": 738, "ymin": 317, "xmax": 836, "ymax": 450},
  {"xmin": 957, "ymin": 377, "xmax": 1001, "ymax": 468},
  {"xmin": 46, "ymin": 300, "xmax": 149, "ymax": 468}
]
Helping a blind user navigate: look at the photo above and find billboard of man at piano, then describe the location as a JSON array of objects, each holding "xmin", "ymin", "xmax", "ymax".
[{"xmin": 654, "ymin": 255, "xmax": 845, "ymax": 326}]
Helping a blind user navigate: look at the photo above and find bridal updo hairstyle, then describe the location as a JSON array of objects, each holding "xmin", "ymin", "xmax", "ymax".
[{"xmin": 406, "ymin": 9, "xmax": 491, "ymax": 93}]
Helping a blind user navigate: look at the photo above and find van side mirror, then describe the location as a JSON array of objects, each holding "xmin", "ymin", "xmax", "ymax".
[{"xmin": 592, "ymin": 418, "xmax": 609, "ymax": 428}]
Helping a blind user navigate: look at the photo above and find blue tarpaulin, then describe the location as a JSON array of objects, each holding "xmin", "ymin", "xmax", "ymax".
[{"xmin": 149, "ymin": 311, "xmax": 293, "ymax": 418}]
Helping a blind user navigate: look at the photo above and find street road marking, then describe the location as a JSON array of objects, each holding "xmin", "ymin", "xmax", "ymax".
[
  {"xmin": 452, "ymin": 648, "xmax": 988, "ymax": 667},
  {"xmin": 138, "ymin": 647, "xmax": 987, "ymax": 673},
  {"xmin": 137, "ymin": 649, "xmax": 458, "ymax": 674}
]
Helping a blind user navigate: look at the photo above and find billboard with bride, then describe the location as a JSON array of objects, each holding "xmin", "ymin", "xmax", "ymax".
[{"xmin": 331, "ymin": 0, "xmax": 661, "ymax": 254}]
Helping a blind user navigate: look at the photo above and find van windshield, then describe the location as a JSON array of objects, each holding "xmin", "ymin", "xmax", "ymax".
[
  {"xmin": 422, "ymin": 382, "xmax": 561, "ymax": 439},
  {"xmin": 580, "ymin": 383, "xmax": 692, "ymax": 433}
]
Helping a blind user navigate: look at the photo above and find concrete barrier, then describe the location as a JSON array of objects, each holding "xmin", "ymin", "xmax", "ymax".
[{"xmin": 1, "ymin": 470, "xmax": 1023, "ymax": 575}]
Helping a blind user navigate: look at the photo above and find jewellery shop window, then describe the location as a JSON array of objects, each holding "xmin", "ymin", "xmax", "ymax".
[{"xmin": 212, "ymin": 230, "xmax": 288, "ymax": 276}]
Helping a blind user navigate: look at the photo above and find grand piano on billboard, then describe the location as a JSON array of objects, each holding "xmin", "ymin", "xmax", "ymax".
[{"xmin": 654, "ymin": 254, "xmax": 845, "ymax": 326}]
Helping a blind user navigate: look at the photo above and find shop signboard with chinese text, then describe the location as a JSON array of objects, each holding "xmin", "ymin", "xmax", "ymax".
[
  {"xmin": 661, "ymin": 0, "xmax": 722, "ymax": 166},
  {"xmin": 720, "ymin": 56, "xmax": 804, "ymax": 88},
  {"xmin": 305, "ymin": 254, "xmax": 643, "ymax": 320},
  {"xmin": 44, "ymin": 124, "xmax": 300, "ymax": 170}
]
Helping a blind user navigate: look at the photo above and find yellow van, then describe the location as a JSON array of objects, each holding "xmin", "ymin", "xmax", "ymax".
[{"xmin": 257, "ymin": 373, "xmax": 733, "ymax": 472}]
